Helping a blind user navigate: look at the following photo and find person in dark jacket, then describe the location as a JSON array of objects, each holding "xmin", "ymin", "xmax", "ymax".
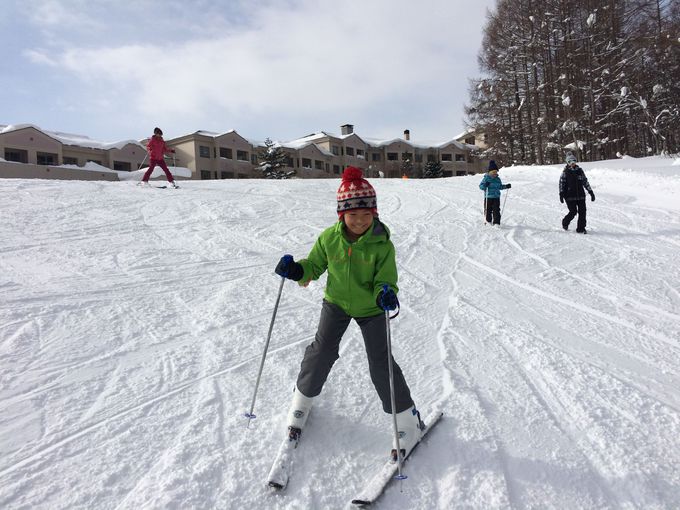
[
  {"xmin": 479, "ymin": 160, "xmax": 511, "ymax": 225},
  {"xmin": 559, "ymin": 153, "xmax": 594, "ymax": 233}
]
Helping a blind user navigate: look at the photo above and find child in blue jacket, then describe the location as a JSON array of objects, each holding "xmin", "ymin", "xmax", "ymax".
[{"xmin": 479, "ymin": 160, "xmax": 511, "ymax": 224}]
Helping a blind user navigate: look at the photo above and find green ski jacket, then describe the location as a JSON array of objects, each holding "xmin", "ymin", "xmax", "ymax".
[{"xmin": 299, "ymin": 219, "xmax": 398, "ymax": 317}]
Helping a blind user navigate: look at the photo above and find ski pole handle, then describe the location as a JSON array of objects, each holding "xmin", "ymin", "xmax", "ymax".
[{"xmin": 281, "ymin": 254, "xmax": 293, "ymax": 278}]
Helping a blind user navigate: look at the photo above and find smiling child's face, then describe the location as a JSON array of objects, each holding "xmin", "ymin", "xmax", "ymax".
[{"xmin": 343, "ymin": 209, "xmax": 374, "ymax": 237}]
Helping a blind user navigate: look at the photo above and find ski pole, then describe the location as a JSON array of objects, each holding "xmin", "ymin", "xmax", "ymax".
[
  {"xmin": 501, "ymin": 188, "xmax": 510, "ymax": 217},
  {"xmin": 245, "ymin": 267, "xmax": 288, "ymax": 427},
  {"xmin": 483, "ymin": 193, "xmax": 488, "ymax": 224},
  {"xmin": 383, "ymin": 285, "xmax": 407, "ymax": 483}
]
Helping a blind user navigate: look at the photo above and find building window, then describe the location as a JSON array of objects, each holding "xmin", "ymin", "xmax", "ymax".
[
  {"xmin": 456, "ymin": 170, "xmax": 466, "ymax": 176},
  {"xmin": 346, "ymin": 147, "xmax": 355, "ymax": 156},
  {"xmin": 220, "ymin": 147, "xmax": 232, "ymax": 159},
  {"xmin": 372, "ymin": 153, "xmax": 381, "ymax": 162},
  {"xmin": 237, "ymin": 173, "xmax": 247, "ymax": 178},
  {"xmin": 441, "ymin": 153, "xmax": 453, "ymax": 161},
  {"xmin": 237, "ymin": 150, "xmax": 249, "ymax": 161},
  {"xmin": 200, "ymin": 170, "xmax": 211, "ymax": 179},
  {"xmin": 427, "ymin": 154, "xmax": 436, "ymax": 162},
  {"xmin": 302, "ymin": 158, "xmax": 311, "ymax": 168},
  {"xmin": 325, "ymin": 163, "xmax": 330, "ymax": 172},
  {"xmin": 387, "ymin": 152, "xmax": 398, "ymax": 161},
  {"xmin": 37, "ymin": 152, "xmax": 58, "ymax": 165},
  {"xmin": 63, "ymin": 156, "xmax": 78, "ymax": 165},
  {"xmin": 402, "ymin": 152, "xmax": 412, "ymax": 161},
  {"xmin": 199, "ymin": 146, "xmax": 211, "ymax": 158},
  {"xmin": 4, "ymin": 148, "xmax": 28, "ymax": 163},
  {"xmin": 356, "ymin": 149, "xmax": 365, "ymax": 158},
  {"xmin": 333, "ymin": 164, "xmax": 340, "ymax": 174},
  {"xmin": 285, "ymin": 156, "xmax": 294, "ymax": 167},
  {"xmin": 315, "ymin": 160, "xmax": 323, "ymax": 170},
  {"xmin": 251, "ymin": 154, "xmax": 257, "ymax": 164},
  {"xmin": 113, "ymin": 161, "xmax": 131, "ymax": 171},
  {"xmin": 332, "ymin": 146, "xmax": 340, "ymax": 155},
  {"xmin": 455, "ymin": 154, "xmax": 466, "ymax": 162},
  {"xmin": 415, "ymin": 154, "xmax": 423, "ymax": 163},
  {"xmin": 222, "ymin": 171, "xmax": 235, "ymax": 178}
]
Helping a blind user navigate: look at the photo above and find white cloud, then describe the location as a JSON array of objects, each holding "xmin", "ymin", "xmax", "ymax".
[
  {"xmin": 23, "ymin": 48, "xmax": 58, "ymax": 66},
  {"xmin": 18, "ymin": 0, "xmax": 495, "ymax": 141}
]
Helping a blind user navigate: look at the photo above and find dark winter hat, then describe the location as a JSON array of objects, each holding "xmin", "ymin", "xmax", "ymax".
[
  {"xmin": 487, "ymin": 160, "xmax": 498, "ymax": 171},
  {"xmin": 566, "ymin": 153, "xmax": 577, "ymax": 164},
  {"xmin": 153, "ymin": 127, "xmax": 163, "ymax": 135},
  {"xmin": 337, "ymin": 167, "xmax": 377, "ymax": 217}
]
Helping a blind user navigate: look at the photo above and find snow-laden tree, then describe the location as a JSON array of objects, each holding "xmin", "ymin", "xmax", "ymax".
[
  {"xmin": 423, "ymin": 160, "xmax": 444, "ymax": 178},
  {"xmin": 465, "ymin": 0, "xmax": 680, "ymax": 163},
  {"xmin": 259, "ymin": 138, "xmax": 295, "ymax": 179}
]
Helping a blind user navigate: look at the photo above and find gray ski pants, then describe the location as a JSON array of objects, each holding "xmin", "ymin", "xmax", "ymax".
[{"xmin": 296, "ymin": 300, "xmax": 414, "ymax": 414}]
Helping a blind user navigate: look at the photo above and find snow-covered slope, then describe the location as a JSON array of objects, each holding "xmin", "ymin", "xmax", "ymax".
[{"xmin": 1, "ymin": 157, "xmax": 679, "ymax": 509}]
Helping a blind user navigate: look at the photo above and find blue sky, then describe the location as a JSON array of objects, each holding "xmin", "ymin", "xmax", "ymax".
[{"xmin": 0, "ymin": 0, "xmax": 496, "ymax": 144}]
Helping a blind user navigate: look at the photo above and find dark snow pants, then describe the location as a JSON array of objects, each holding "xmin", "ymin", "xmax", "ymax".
[
  {"xmin": 142, "ymin": 158, "xmax": 175, "ymax": 183},
  {"xmin": 485, "ymin": 197, "xmax": 501, "ymax": 224},
  {"xmin": 296, "ymin": 300, "xmax": 414, "ymax": 414},
  {"xmin": 563, "ymin": 199, "xmax": 587, "ymax": 232}
]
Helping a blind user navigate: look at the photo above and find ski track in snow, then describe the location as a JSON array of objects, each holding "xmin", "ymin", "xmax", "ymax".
[{"xmin": 1, "ymin": 160, "xmax": 680, "ymax": 509}]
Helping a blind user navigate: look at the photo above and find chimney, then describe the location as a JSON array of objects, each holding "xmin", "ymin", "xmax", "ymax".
[
  {"xmin": 341, "ymin": 124, "xmax": 354, "ymax": 135},
  {"xmin": 404, "ymin": 129, "xmax": 410, "ymax": 141}
]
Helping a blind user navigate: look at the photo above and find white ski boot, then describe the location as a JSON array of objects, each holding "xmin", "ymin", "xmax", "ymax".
[
  {"xmin": 392, "ymin": 405, "xmax": 425, "ymax": 461},
  {"xmin": 286, "ymin": 387, "xmax": 314, "ymax": 442}
]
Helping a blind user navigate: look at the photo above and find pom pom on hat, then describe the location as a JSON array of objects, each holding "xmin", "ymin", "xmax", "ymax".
[
  {"xmin": 337, "ymin": 166, "xmax": 377, "ymax": 217},
  {"xmin": 487, "ymin": 160, "xmax": 498, "ymax": 171}
]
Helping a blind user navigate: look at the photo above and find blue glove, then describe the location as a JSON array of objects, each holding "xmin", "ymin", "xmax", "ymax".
[
  {"xmin": 275, "ymin": 254, "xmax": 303, "ymax": 281},
  {"xmin": 377, "ymin": 287, "xmax": 399, "ymax": 311}
]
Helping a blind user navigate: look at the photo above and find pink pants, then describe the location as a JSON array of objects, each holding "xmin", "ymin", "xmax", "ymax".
[{"xmin": 143, "ymin": 158, "xmax": 174, "ymax": 182}]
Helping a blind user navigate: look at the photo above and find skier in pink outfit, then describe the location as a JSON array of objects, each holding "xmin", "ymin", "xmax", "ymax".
[{"xmin": 141, "ymin": 127, "xmax": 178, "ymax": 187}]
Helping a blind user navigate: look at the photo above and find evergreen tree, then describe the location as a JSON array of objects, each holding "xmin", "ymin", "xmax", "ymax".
[
  {"xmin": 423, "ymin": 160, "xmax": 443, "ymax": 178},
  {"xmin": 466, "ymin": 0, "xmax": 680, "ymax": 163},
  {"xmin": 259, "ymin": 138, "xmax": 294, "ymax": 179},
  {"xmin": 400, "ymin": 153, "xmax": 414, "ymax": 177}
]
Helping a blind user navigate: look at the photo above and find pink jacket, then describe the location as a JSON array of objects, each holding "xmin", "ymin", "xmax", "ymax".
[{"xmin": 147, "ymin": 135, "xmax": 174, "ymax": 160}]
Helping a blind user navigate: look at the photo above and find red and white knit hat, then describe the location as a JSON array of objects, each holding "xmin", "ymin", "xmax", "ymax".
[{"xmin": 337, "ymin": 166, "xmax": 377, "ymax": 217}]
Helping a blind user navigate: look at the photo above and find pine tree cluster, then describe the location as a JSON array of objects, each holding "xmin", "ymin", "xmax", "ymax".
[
  {"xmin": 466, "ymin": 0, "xmax": 680, "ymax": 164},
  {"xmin": 259, "ymin": 138, "xmax": 295, "ymax": 179}
]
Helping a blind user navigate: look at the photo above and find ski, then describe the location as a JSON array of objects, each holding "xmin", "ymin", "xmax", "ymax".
[
  {"xmin": 351, "ymin": 410, "xmax": 443, "ymax": 506},
  {"xmin": 266, "ymin": 428, "xmax": 301, "ymax": 490}
]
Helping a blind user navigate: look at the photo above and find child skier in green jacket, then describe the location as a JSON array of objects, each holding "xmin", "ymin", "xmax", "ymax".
[{"xmin": 274, "ymin": 166, "xmax": 423, "ymax": 458}]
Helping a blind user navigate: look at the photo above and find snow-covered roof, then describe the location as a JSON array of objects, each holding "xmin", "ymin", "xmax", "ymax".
[
  {"xmin": 194, "ymin": 129, "xmax": 236, "ymax": 138},
  {"xmin": 57, "ymin": 161, "xmax": 117, "ymax": 173},
  {"xmin": 0, "ymin": 123, "xmax": 145, "ymax": 150},
  {"xmin": 285, "ymin": 130, "xmax": 470, "ymax": 152},
  {"xmin": 189, "ymin": 128, "xmax": 263, "ymax": 148},
  {"xmin": 284, "ymin": 132, "xmax": 334, "ymax": 148},
  {"xmin": 454, "ymin": 127, "xmax": 476, "ymax": 140}
]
